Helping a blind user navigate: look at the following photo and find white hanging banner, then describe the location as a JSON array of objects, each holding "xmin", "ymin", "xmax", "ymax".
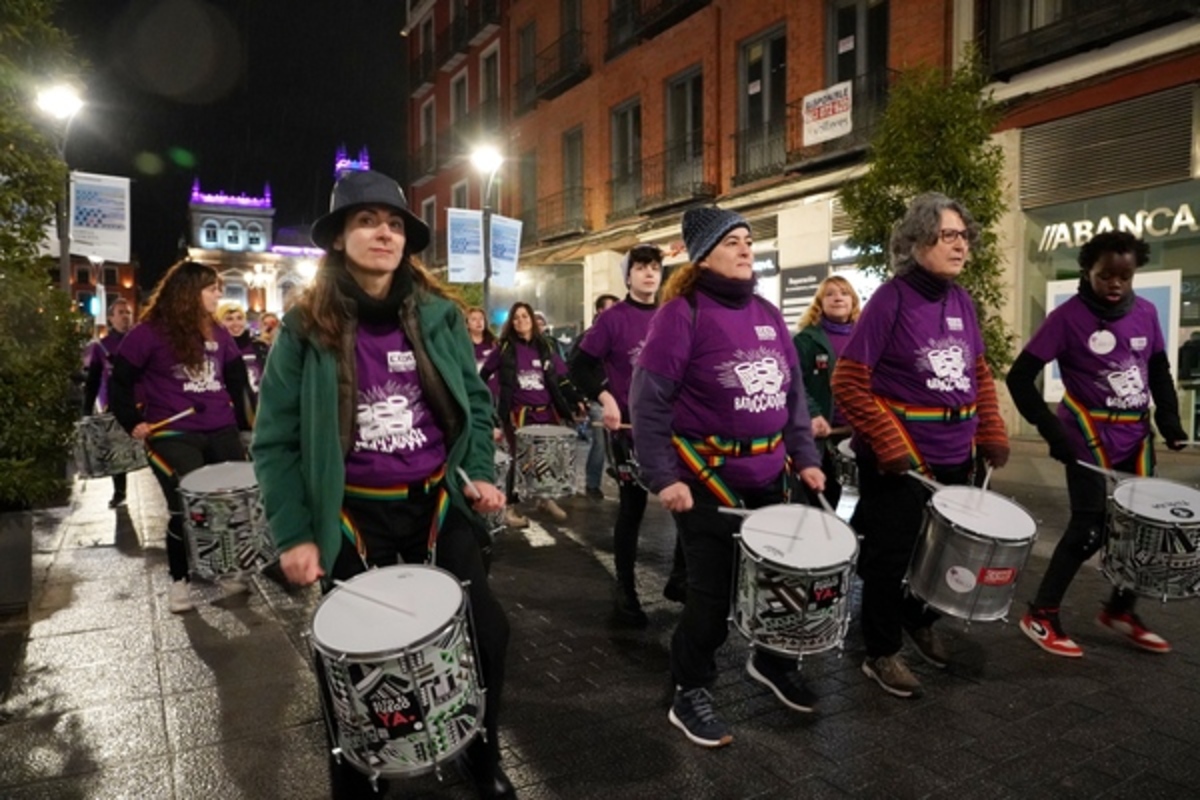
[
  {"xmin": 446, "ymin": 208, "xmax": 485, "ymax": 283},
  {"xmin": 802, "ymin": 81, "xmax": 853, "ymax": 147},
  {"xmin": 69, "ymin": 171, "xmax": 131, "ymax": 263},
  {"xmin": 489, "ymin": 213, "xmax": 522, "ymax": 289}
]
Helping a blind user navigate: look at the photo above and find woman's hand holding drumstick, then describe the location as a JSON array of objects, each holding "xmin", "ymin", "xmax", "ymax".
[{"xmin": 131, "ymin": 406, "xmax": 199, "ymax": 440}]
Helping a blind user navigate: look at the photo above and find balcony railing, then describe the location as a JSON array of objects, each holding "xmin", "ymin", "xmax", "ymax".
[
  {"xmin": 408, "ymin": 47, "xmax": 437, "ymax": 96},
  {"xmin": 637, "ymin": 138, "xmax": 716, "ymax": 212},
  {"xmin": 437, "ymin": 13, "xmax": 471, "ymax": 72},
  {"xmin": 466, "ymin": 0, "xmax": 502, "ymax": 45},
  {"xmin": 785, "ymin": 69, "xmax": 892, "ymax": 172},
  {"xmin": 607, "ymin": 0, "xmax": 711, "ymax": 59},
  {"xmin": 478, "ymin": 96, "xmax": 503, "ymax": 133},
  {"xmin": 416, "ymin": 140, "xmax": 438, "ymax": 180},
  {"xmin": 538, "ymin": 187, "xmax": 590, "ymax": 241},
  {"xmin": 516, "ymin": 71, "xmax": 538, "ymax": 115},
  {"xmin": 732, "ymin": 118, "xmax": 786, "ymax": 186},
  {"xmin": 606, "ymin": 1, "xmax": 639, "ymax": 59},
  {"xmin": 987, "ymin": 0, "xmax": 1199, "ymax": 78},
  {"xmin": 536, "ymin": 29, "xmax": 590, "ymax": 101},
  {"xmin": 607, "ymin": 168, "xmax": 643, "ymax": 222}
]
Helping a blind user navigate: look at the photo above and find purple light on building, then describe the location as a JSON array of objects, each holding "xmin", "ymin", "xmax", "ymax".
[
  {"xmin": 334, "ymin": 145, "xmax": 371, "ymax": 178},
  {"xmin": 191, "ymin": 178, "xmax": 273, "ymax": 208},
  {"xmin": 270, "ymin": 245, "xmax": 325, "ymax": 258}
]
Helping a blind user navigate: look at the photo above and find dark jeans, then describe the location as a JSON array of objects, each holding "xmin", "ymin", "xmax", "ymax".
[
  {"xmin": 111, "ymin": 472, "xmax": 127, "ymax": 498},
  {"xmin": 146, "ymin": 427, "xmax": 246, "ymax": 581},
  {"xmin": 328, "ymin": 493, "xmax": 510, "ymax": 772},
  {"xmin": 1031, "ymin": 453, "xmax": 1146, "ymax": 614},
  {"xmin": 850, "ymin": 450, "xmax": 972, "ymax": 659},
  {"xmin": 609, "ymin": 432, "xmax": 687, "ymax": 591},
  {"xmin": 669, "ymin": 477, "xmax": 796, "ymax": 689}
]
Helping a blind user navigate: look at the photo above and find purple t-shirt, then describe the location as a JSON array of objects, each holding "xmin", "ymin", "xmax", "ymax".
[
  {"xmin": 344, "ymin": 322, "xmax": 447, "ymax": 487},
  {"xmin": 1025, "ymin": 295, "xmax": 1163, "ymax": 463},
  {"xmin": 117, "ymin": 322, "xmax": 239, "ymax": 432},
  {"xmin": 474, "ymin": 339, "xmax": 499, "ymax": 399},
  {"xmin": 841, "ymin": 278, "xmax": 983, "ymax": 465},
  {"xmin": 86, "ymin": 329, "xmax": 126, "ymax": 412},
  {"xmin": 822, "ymin": 318, "xmax": 853, "ymax": 359},
  {"xmin": 637, "ymin": 294, "xmax": 799, "ymax": 490},
  {"xmin": 578, "ymin": 300, "xmax": 655, "ymax": 413}
]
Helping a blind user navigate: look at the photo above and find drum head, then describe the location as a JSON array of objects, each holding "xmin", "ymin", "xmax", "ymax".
[
  {"xmin": 741, "ymin": 504, "xmax": 857, "ymax": 570},
  {"xmin": 1113, "ymin": 478, "xmax": 1200, "ymax": 524},
  {"xmin": 494, "ymin": 449, "xmax": 511, "ymax": 468},
  {"xmin": 179, "ymin": 461, "xmax": 258, "ymax": 494},
  {"xmin": 312, "ymin": 565, "xmax": 462, "ymax": 656},
  {"xmin": 837, "ymin": 439, "xmax": 854, "ymax": 459},
  {"xmin": 931, "ymin": 487, "xmax": 1036, "ymax": 542},
  {"xmin": 518, "ymin": 424, "xmax": 573, "ymax": 440}
]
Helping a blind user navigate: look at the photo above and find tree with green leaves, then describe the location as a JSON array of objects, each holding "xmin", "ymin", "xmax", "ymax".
[
  {"xmin": 839, "ymin": 53, "xmax": 1011, "ymax": 371},
  {"xmin": 1, "ymin": 0, "xmax": 89, "ymax": 509}
]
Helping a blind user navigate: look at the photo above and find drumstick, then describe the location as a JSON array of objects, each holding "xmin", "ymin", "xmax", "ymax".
[
  {"xmin": 332, "ymin": 579, "xmax": 417, "ymax": 617},
  {"xmin": 148, "ymin": 406, "xmax": 197, "ymax": 431},
  {"xmin": 717, "ymin": 507, "xmax": 754, "ymax": 518},
  {"xmin": 1074, "ymin": 459, "xmax": 1134, "ymax": 480},
  {"xmin": 981, "ymin": 464, "xmax": 994, "ymax": 493},
  {"xmin": 906, "ymin": 470, "xmax": 944, "ymax": 492},
  {"xmin": 816, "ymin": 492, "xmax": 837, "ymax": 516},
  {"xmin": 590, "ymin": 421, "xmax": 633, "ymax": 429},
  {"xmin": 456, "ymin": 466, "xmax": 483, "ymax": 500}
]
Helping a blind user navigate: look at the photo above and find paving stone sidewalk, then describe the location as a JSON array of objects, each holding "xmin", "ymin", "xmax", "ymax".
[{"xmin": 1, "ymin": 440, "xmax": 1199, "ymax": 799}]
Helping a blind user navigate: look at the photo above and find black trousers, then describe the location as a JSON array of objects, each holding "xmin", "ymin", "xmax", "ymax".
[
  {"xmin": 669, "ymin": 477, "xmax": 797, "ymax": 689},
  {"xmin": 328, "ymin": 493, "xmax": 510, "ymax": 771},
  {"xmin": 608, "ymin": 432, "xmax": 687, "ymax": 588},
  {"xmin": 850, "ymin": 450, "xmax": 972, "ymax": 659},
  {"xmin": 146, "ymin": 427, "xmax": 246, "ymax": 581},
  {"xmin": 1031, "ymin": 453, "xmax": 1146, "ymax": 614}
]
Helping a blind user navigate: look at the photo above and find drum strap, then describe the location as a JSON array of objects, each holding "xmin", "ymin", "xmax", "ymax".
[
  {"xmin": 342, "ymin": 466, "xmax": 450, "ymax": 562},
  {"xmin": 671, "ymin": 433, "xmax": 784, "ymax": 507},
  {"xmin": 873, "ymin": 398, "xmax": 934, "ymax": 477},
  {"xmin": 511, "ymin": 404, "xmax": 554, "ymax": 429},
  {"xmin": 1061, "ymin": 391, "xmax": 1152, "ymax": 475},
  {"xmin": 884, "ymin": 399, "xmax": 978, "ymax": 423}
]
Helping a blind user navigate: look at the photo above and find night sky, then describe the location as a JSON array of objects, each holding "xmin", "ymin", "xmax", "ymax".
[{"xmin": 55, "ymin": 0, "xmax": 408, "ymax": 290}]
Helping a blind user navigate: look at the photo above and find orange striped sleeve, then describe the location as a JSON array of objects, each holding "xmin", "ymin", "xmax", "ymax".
[
  {"xmin": 974, "ymin": 356, "xmax": 1008, "ymax": 445},
  {"xmin": 831, "ymin": 357, "xmax": 908, "ymax": 465}
]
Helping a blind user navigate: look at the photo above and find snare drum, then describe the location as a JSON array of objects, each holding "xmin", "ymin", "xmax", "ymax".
[
  {"xmin": 733, "ymin": 504, "xmax": 859, "ymax": 657},
  {"xmin": 311, "ymin": 565, "xmax": 484, "ymax": 778},
  {"xmin": 834, "ymin": 439, "xmax": 858, "ymax": 492},
  {"xmin": 514, "ymin": 424, "xmax": 576, "ymax": 499},
  {"xmin": 1104, "ymin": 477, "xmax": 1200, "ymax": 601},
  {"xmin": 178, "ymin": 461, "xmax": 277, "ymax": 580},
  {"xmin": 906, "ymin": 486, "xmax": 1037, "ymax": 621},
  {"xmin": 74, "ymin": 414, "xmax": 147, "ymax": 478}
]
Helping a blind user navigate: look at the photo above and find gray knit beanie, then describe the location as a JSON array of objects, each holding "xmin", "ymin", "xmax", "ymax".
[{"xmin": 682, "ymin": 207, "xmax": 750, "ymax": 264}]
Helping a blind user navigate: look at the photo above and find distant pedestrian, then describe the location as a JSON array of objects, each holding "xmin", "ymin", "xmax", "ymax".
[
  {"xmin": 831, "ymin": 192, "xmax": 1009, "ymax": 698},
  {"xmin": 582, "ymin": 293, "xmax": 619, "ymax": 500},
  {"xmin": 631, "ymin": 207, "xmax": 825, "ymax": 747},
  {"xmin": 482, "ymin": 301, "xmax": 585, "ymax": 525},
  {"xmin": 82, "ymin": 296, "xmax": 135, "ymax": 507},
  {"xmin": 466, "ymin": 305, "xmax": 500, "ymax": 402},
  {"xmin": 257, "ymin": 311, "xmax": 280, "ymax": 346},
  {"xmin": 793, "ymin": 275, "xmax": 861, "ymax": 510},
  {"xmin": 251, "ymin": 169, "xmax": 513, "ymax": 799},
  {"xmin": 215, "ymin": 300, "xmax": 268, "ymax": 426},
  {"xmin": 571, "ymin": 253, "xmax": 686, "ymax": 627},
  {"xmin": 1007, "ymin": 231, "xmax": 1186, "ymax": 658},
  {"xmin": 108, "ymin": 261, "xmax": 252, "ymax": 613}
]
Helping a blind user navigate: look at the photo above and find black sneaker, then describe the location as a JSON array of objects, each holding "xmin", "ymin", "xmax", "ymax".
[
  {"xmin": 668, "ymin": 686, "xmax": 733, "ymax": 748},
  {"xmin": 612, "ymin": 581, "xmax": 648, "ymax": 628},
  {"xmin": 745, "ymin": 654, "xmax": 815, "ymax": 713},
  {"xmin": 108, "ymin": 493, "xmax": 126, "ymax": 508},
  {"xmin": 586, "ymin": 487, "xmax": 604, "ymax": 500}
]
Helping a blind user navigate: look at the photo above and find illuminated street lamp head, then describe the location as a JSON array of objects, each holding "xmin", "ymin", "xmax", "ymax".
[
  {"xmin": 36, "ymin": 85, "xmax": 83, "ymax": 121},
  {"xmin": 470, "ymin": 145, "xmax": 503, "ymax": 176}
]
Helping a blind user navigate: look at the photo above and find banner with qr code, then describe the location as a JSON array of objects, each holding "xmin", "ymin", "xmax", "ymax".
[{"xmin": 69, "ymin": 172, "xmax": 131, "ymax": 263}]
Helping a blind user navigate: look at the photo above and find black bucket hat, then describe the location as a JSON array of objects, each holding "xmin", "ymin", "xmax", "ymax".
[{"xmin": 310, "ymin": 170, "xmax": 431, "ymax": 254}]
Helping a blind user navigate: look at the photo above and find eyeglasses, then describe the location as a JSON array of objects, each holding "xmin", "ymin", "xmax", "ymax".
[{"xmin": 938, "ymin": 228, "xmax": 971, "ymax": 245}]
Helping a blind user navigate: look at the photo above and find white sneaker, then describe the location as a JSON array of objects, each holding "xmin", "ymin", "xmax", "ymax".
[
  {"xmin": 537, "ymin": 498, "xmax": 567, "ymax": 522},
  {"xmin": 168, "ymin": 579, "xmax": 194, "ymax": 613},
  {"xmin": 503, "ymin": 507, "xmax": 530, "ymax": 529},
  {"xmin": 221, "ymin": 578, "xmax": 249, "ymax": 597}
]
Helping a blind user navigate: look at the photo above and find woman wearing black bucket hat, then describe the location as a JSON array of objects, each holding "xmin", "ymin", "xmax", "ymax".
[{"xmin": 252, "ymin": 169, "xmax": 514, "ymax": 798}]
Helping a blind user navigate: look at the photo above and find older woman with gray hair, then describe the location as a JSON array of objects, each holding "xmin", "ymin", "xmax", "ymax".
[{"xmin": 831, "ymin": 192, "xmax": 1009, "ymax": 699}]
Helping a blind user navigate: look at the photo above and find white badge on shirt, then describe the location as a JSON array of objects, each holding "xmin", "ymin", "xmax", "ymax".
[
  {"xmin": 946, "ymin": 317, "xmax": 963, "ymax": 331},
  {"xmin": 387, "ymin": 351, "xmax": 416, "ymax": 372},
  {"xmin": 1130, "ymin": 336, "xmax": 1148, "ymax": 351},
  {"xmin": 1088, "ymin": 330, "xmax": 1116, "ymax": 355}
]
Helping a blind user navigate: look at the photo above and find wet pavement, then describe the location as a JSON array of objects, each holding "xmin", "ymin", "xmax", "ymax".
[{"xmin": 2, "ymin": 438, "xmax": 1200, "ymax": 799}]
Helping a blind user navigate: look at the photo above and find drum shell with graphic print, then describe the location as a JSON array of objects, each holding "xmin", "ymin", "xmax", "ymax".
[
  {"xmin": 74, "ymin": 414, "xmax": 147, "ymax": 478},
  {"xmin": 178, "ymin": 461, "xmax": 277, "ymax": 579},
  {"xmin": 310, "ymin": 565, "xmax": 483, "ymax": 777},
  {"xmin": 1104, "ymin": 477, "xmax": 1200, "ymax": 601},
  {"xmin": 514, "ymin": 424, "xmax": 577, "ymax": 499}
]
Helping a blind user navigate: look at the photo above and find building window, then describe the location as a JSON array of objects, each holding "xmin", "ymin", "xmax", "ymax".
[
  {"xmin": 517, "ymin": 22, "xmax": 537, "ymax": 113},
  {"xmin": 610, "ymin": 99, "xmax": 642, "ymax": 214},
  {"xmin": 519, "ymin": 151, "xmax": 538, "ymax": 240},
  {"xmin": 420, "ymin": 16, "xmax": 434, "ymax": 56},
  {"xmin": 104, "ymin": 267, "xmax": 118, "ymax": 287},
  {"xmin": 422, "ymin": 197, "xmax": 438, "ymax": 263},
  {"xmin": 451, "ymin": 71, "xmax": 468, "ymax": 125},
  {"xmin": 563, "ymin": 126, "xmax": 584, "ymax": 223},
  {"xmin": 246, "ymin": 224, "xmax": 264, "ymax": 250},
  {"xmin": 996, "ymin": 0, "xmax": 1065, "ymax": 40},
  {"xmin": 737, "ymin": 27, "xmax": 787, "ymax": 179},
  {"xmin": 202, "ymin": 220, "xmax": 219, "ymax": 244},
  {"xmin": 481, "ymin": 46, "xmax": 501, "ymax": 128},
  {"xmin": 225, "ymin": 222, "xmax": 243, "ymax": 248},
  {"xmin": 829, "ymin": 0, "xmax": 888, "ymax": 85},
  {"xmin": 667, "ymin": 68, "xmax": 703, "ymax": 159},
  {"xmin": 75, "ymin": 267, "xmax": 90, "ymax": 286},
  {"xmin": 452, "ymin": 180, "xmax": 469, "ymax": 210}
]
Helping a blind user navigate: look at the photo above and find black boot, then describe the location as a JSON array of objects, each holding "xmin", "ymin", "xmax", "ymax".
[
  {"xmin": 612, "ymin": 579, "xmax": 648, "ymax": 627},
  {"xmin": 460, "ymin": 739, "xmax": 516, "ymax": 799}
]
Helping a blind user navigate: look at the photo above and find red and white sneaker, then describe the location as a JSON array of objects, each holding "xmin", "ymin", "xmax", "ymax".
[
  {"xmin": 1019, "ymin": 610, "xmax": 1083, "ymax": 658},
  {"xmin": 1097, "ymin": 609, "xmax": 1171, "ymax": 654}
]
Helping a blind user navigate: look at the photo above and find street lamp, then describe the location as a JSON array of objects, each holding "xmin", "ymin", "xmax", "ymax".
[
  {"xmin": 470, "ymin": 145, "xmax": 504, "ymax": 322},
  {"xmin": 36, "ymin": 84, "xmax": 84, "ymax": 295}
]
